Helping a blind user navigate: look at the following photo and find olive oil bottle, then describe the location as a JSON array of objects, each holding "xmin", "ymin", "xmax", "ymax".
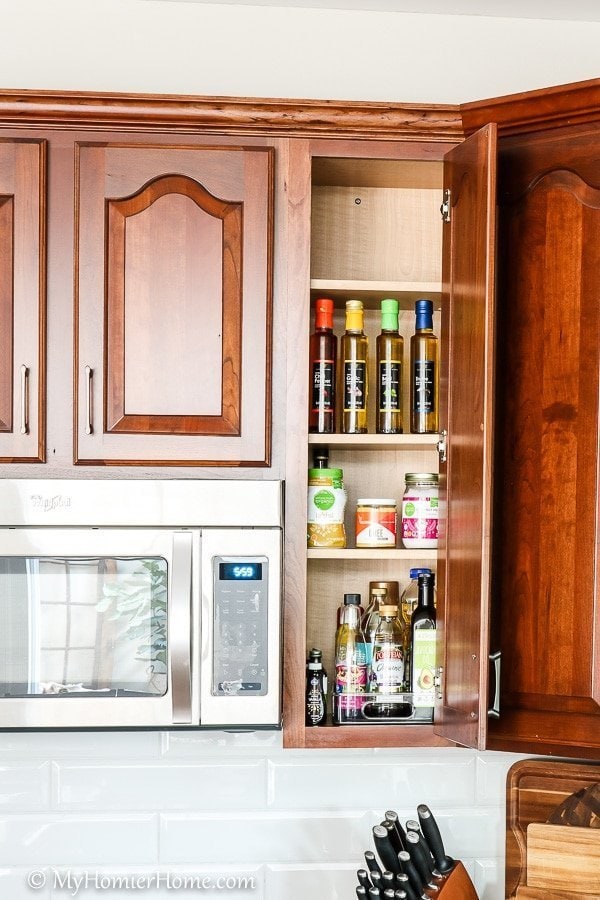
[
  {"xmin": 308, "ymin": 297, "xmax": 337, "ymax": 434},
  {"xmin": 376, "ymin": 298, "xmax": 403, "ymax": 434},
  {"xmin": 410, "ymin": 298, "xmax": 439, "ymax": 434},
  {"xmin": 341, "ymin": 300, "xmax": 368, "ymax": 433}
]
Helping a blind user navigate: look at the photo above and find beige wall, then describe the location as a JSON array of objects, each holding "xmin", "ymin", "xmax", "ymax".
[{"xmin": 1, "ymin": 0, "xmax": 599, "ymax": 103}]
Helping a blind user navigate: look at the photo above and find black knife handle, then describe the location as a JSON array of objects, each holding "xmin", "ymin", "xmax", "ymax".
[
  {"xmin": 357, "ymin": 887, "xmax": 368, "ymax": 899},
  {"xmin": 394, "ymin": 892, "xmax": 408, "ymax": 900},
  {"xmin": 416, "ymin": 804, "xmax": 455, "ymax": 875},
  {"xmin": 406, "ymin": 821, "xmax": 434, "ymax": 874},
  {"xmin": 385, "ymin": 810, "xmax": 407, "ymax": 849},
  {"xmin": 383, "ymin": 891, "xmax": 396, "ymax": 899},
  {"xmin": 358, "ymin": 869, "xmax": 372, "ymax": 889},
  {"xmin": 395, "ymin": 873, "xmax": 419, "ymax": 900},
  {"xmin": 382, "ymin": 818, "xmax": 403, "ymax": 855},
  {"xmin": 373, "ymin": 825, "xmax": 402, "ymax": 875},
  {"xmin": 398, "ymin": 850, "xmax": 423, "ymax": 895},
  {"xmin": 405, "ymin": 830, "xmax": 432, "ymax": 886},
  {"xmin": 365, "ymin": 851, "xmax": 382, "ymax": 876},
  {"xmin": 381, "ymin": 871, "xmax": 396, "ymax": 888},
  {"xmin": 385, "ymin": 809, "xmax": 407, "ymax": 849},
  {"xmin": 368, "ymin": 888, "xmax": 381, "ymax": 899}
]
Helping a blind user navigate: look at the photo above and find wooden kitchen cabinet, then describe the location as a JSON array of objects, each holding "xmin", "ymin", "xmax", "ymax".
[
  {"xmin": 0, "ymin": 137, "xmax": 45, "ymax": 463},
  {"xmin": 283, "ymin": 128, "xmax": 497, "ymax": 750},
  {"xmin": 1, "ymin": 83, "xmax": 600, "ymax": 757},
  {"xmin": 75, "ymin": 139, "xmax": 274, "ymax": 466}
]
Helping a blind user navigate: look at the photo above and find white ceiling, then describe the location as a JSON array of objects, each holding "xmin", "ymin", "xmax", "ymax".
[{"xmin": 141, "ymin": 0, "xmax": 600, "ymax": 21}]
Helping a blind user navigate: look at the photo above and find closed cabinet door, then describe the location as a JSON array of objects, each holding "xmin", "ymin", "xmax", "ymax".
[
  {"xmin": 0, "ymin": 138, "xmax": 46, "ymax": 463},
  {"xmin": 75, "ymin": 141, "xmax": 274, "ymax": 466}
]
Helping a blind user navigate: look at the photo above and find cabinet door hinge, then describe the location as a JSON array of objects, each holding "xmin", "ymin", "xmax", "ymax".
[
  {"xmin": 434, "ymin": 665, "xmax": 444, "ymax": 701},
  {"xmin": 440, "ymin": 188, "xmax": 451, "ymax": 223},
  {"xmin": 437, "ymin": 429, "xmax": 447, "ymax": 464}
]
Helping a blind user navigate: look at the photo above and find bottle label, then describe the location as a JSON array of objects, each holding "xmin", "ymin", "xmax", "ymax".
[
  {"xmin": 306, "ymin": 674, "xmax": 326, "ymax": 725},
  {"xmin": 335, "ymin": 652, "xmax": 368, "ymax": 713},
  {"xmin": 307, "ymin": 482, "xmax": 347, "ymax": 548},
  {"xmin": 413, "ymin": 360, "xmax": 436, "ymax": 413},
  {"xmin": 355, "ymin": 510, "xmax": 397, "ymax": 547},
  {"xmin": 371, "ymin": 643, "xmax": 405, "ymax": 692},
  {"xmin": 401, "ymin": 494, "xmax": 439, "ymax": 542},
  {"xmin": 344, "ymin": 361, "xmax": 367, "ymax": 411},
  {"xmin": 311, "ymin": 360, "xmax": 335, "ymax": 413},
  {"xmin": 412, "ymin": 630, "xmax": 436, "ymax": 707},
  {"xmin": 379, "ymin": 360, "xmax": 401, "ymax": 411}
]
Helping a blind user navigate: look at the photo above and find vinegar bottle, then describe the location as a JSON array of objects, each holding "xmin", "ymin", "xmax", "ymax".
[
  {"xmin": 341, "ymin": 300, "xmax": 368, "ymax": 434},
  {"xmin": 376, "ymin": 298, "xmax": 403, "ymax": 434},
  {"xmin": 308, "ymin": 297, "xmax": 337, "ymax": 434},
  {"xmin": 410, "ymin": 298, "xmax": 439, "ymax": 434},
  {"xmin": 410, "ymin": 572, "xmax": 436, "ymax": 720}
]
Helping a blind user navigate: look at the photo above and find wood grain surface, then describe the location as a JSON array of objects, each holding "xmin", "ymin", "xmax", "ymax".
[{"xmin": 526, "ymin": 824, "xmax": 600, "ymax": 894}]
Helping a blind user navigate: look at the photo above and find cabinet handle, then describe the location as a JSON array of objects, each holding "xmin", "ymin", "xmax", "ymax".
[
  {"xmin": 171, "ymin": 531, "xmax": 193, "ymax": 724},
  {"xmin": 20, "ymin": 365, "xmax": 29, "ymax": 435},
  {"xmin": 488, "ymin": 650, "xmax": 501, "ymax": 719},
  {"xmin": 84, "ymin": 366, "xmax": 93, "ymax": 435}
]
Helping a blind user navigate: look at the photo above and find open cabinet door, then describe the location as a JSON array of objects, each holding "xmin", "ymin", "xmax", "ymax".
[{"xmin": 434, "ymin": 124, "xmax": 497, "ymax": 749}]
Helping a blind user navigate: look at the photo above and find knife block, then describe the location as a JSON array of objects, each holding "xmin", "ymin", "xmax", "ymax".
[{"xmin": 437, "ymin": 861, "xmax": 479, "ymax": 899}]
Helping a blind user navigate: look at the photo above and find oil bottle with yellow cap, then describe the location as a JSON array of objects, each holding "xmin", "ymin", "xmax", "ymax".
[{"xmin": 340, "ymin": 299, "xmax": 368, "ymax": 433}]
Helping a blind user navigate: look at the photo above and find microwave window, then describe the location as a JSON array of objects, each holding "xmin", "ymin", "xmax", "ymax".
[{"xmin": 0, "ymin": 557, "xmax": 168, "ymax": 698}]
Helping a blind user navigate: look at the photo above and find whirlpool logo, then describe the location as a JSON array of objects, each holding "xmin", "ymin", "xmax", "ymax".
[{"xmin": 30, "ymin": 494, "xmax": 72, "ymax": 512}]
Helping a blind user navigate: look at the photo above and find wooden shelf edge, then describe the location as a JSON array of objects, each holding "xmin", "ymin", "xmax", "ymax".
[
  {"xmin": 307, "ymin": 548, "xmax": 438, "ymax": 560},
  {"xmin": 303, "ymin": 723, "xmax": 452, "ymax": 748},
  {"xmin": 308, "ymin": 433, "xmax": 439, "ymax": 450}
]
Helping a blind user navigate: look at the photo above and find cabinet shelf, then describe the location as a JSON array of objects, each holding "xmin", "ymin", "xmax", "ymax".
[
  {"xmin": 310, "ymin": 279, "xmax": 441, "ymax": 309},
  {"xmin": 307, "ymin": 548, "xmax": 437, "ymax": 560},
  {"xmin": 308, "ymin": 433, "xmax": 439, "ymax": 451},
  {"xmin": 304, "ymin": 724, "xmax": 451, "ymax": 749}
]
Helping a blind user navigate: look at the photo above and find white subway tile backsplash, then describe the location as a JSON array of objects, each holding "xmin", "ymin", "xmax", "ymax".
[
  {"xmin": 476, "ymin": 751, "xmax": 530, "ymax": 804},
  {"xmin": 53, "ymin": 760, "xmax": 267, "ymax": 811},
  {"xmin": 0, "ymin": 762, "xmax": 50, "ymax": 810},
  {"xmin": 0, "ymin": 733, "xmax": 515, "ymax": 899},
  {"xmin": 161, "ymin": 729, "xmax": 283, "ymax": 758},
  {"xmin": 0, "ymin": 814, "xmax": 158, "ymax": 865},
  {"xmin": 0, "ymin": 732, "xmax": 162, "ymax": 760},
  {"xmin": 474, "ymin": 858, "xmax": 504, "ymax": 900},
  {"xmin": 0, "ymin": 867, "xmax": 51, "ymax": 899},
  {"xmin": 268, "ymin": 750, "xmax": 476, "ymax": 809},
  {"xmin": 160, "ymin": 811, "xmax": 372, "ymax": 864},
  {"xmin": 266, "ymin": 863, "xmax": 357, "ymax": 899}
]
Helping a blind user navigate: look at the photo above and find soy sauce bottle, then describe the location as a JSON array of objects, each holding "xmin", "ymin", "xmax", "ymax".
[{"xmin": 305, "ymin": 648, "xmax": 327, "ymax": 726}]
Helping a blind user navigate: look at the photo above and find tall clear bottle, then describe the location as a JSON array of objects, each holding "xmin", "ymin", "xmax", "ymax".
[
  {"xmin": 376, "ymin": 298, "xmax": 403, "ymax": 434},
  {"xmin": 333, "ymin": 593, "xmax": 368, "ymax": 724},
  {"xmin": 410, "ymin": 298, "xmax": 439, "ymax": 434},
  {"xmin": 308, "ymin": 297, "xmax": 337, "ymax": 434},
  {"xmin": 410, "ymin": 572, "xmax": 436, "ymax": 721},
  {"xmin": 361, "ymin": 586, "xmax": 387, "ymax": 672},
  {"xmin": 341, "ymin": 300, "xmax": 368, "ymax": 434}
]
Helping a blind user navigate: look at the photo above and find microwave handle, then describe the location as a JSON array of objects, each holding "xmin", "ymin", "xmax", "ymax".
[{"xmin": 171, "ymin": 531, "xmax": 193, "ymax": 724}]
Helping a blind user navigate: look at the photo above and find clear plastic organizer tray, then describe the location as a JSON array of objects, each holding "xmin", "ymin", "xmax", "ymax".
[{"xmin": 333, "ymin": 691, "xmax": 433, "ymax": 724}]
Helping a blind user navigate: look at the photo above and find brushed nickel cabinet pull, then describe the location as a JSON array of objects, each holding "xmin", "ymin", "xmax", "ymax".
[
  {"xmin": 20, "ymin": 365, "xmax": 29, "ymax": 435},
  {"xmin": 85, "ymin": 366, "xmax": 93, "ymax": 435}
]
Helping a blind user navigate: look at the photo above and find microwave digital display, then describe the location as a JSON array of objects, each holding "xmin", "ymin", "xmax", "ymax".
[{"xmin": 219, "ymin": 562, "xmax": 263, "ymax": 581}]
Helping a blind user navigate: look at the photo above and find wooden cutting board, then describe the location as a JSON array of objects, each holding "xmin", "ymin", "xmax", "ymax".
[
  {"xmin": 526, "ymin": 823, "xmax": 600, "ymax": 894},
  {"xmin": 506, "ymin": 759, "xmax": 600, "ymax": 897}
]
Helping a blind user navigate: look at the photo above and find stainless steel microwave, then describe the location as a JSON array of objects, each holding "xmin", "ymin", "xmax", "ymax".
[{"xmin": 0, "ymin": 480, "xmax": 283, "ymax": 730}]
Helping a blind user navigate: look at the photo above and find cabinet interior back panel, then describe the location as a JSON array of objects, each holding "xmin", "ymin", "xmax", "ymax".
[{"xmin": 311, "ymin": 187, "xmax": 442, "ymax": 282}]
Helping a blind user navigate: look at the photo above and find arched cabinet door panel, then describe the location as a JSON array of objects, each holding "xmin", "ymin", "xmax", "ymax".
[
  {"xmin": 75, "ymin": 142, "xmax": 273, "ymax": 466},
  {"xmin": 0, "ymin": 138, "xmax": 46, "ymax": 463}
]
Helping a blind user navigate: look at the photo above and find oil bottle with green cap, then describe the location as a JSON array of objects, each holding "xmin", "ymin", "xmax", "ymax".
[{"xmin": 376, "ymin": 298, "xmax": 403, "ymax": 434}]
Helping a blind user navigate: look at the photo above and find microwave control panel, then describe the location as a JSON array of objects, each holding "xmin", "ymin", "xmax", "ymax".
[{"xmin": 212, "ymin": 556, "xmax": 269, "ymax": 697}]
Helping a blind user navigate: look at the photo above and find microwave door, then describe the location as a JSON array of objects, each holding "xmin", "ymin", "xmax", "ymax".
[{"xmin": 0, "ymin": 528, "xmax": 198, "ymax": 729}]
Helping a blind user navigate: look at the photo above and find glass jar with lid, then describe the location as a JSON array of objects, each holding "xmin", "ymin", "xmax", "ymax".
[{"xmin": 401, "ymin": 473, "xmax": 439, "ymax": 549}]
